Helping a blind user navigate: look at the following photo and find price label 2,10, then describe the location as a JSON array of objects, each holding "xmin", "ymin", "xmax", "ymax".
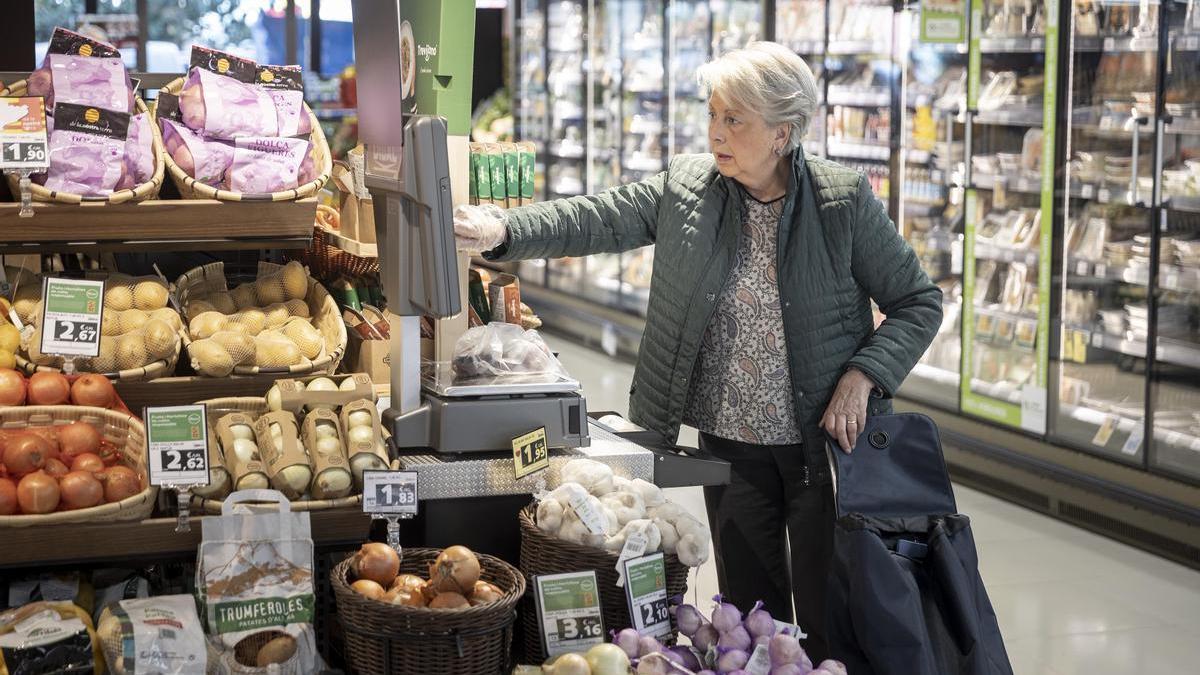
[
  {"xmin": 40, "ymin": 277, "xmax": 104, "ymax": 358},
  {"xmin": 512, "ymin": 426, "xmax": 549, "ymax": 479},
  {"xmin": 362, "ymin": 470, "xmax": 419, "ymax": 516},
  {"xmin": 623, "ymin": 553, "xmax": 671, "ymax": 639},
  {"xmin": 535, "ymin": 571, "xmax": 605, "ymax": 658},
  {"xmin": 145, "ymin": 405, "xmax": 210, "ymax": 488}
]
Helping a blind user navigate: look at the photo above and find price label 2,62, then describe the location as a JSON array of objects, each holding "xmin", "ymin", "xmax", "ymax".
[
  {"xmin": 145, "ymin": 405, "xmax": 210, "ymax": 488},
  {"xmin": 535, "ymin": 571, "xmax": 605, "ymax": 658},
  {"xmin": 0, "ymin": 97, "xmax": 49, "ymax": 171},
  {"xmin": 512, "ymin": 426, "xmax": 549, "ymax": 479},
  {"xmin": 623, "ymin": 553, "xmax": 671, "ymax": 639},
  {"xmin": 362, "ymin": 470, "xmax": 419, "ymax": 516},
  {"xmin": 40, "ymin": 277, "xmax": 104, "ymax": 357}
]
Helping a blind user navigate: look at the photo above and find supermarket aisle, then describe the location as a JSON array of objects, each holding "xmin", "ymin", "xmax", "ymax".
[{"xmin": 546, "ymin": 333, "xmax": 1200, "ymax": 675}]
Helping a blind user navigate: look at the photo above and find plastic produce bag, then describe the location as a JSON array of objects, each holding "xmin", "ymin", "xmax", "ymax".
[
  {"xmin": 42, "ymin": 102, "xmax": 129, "ymax": 196},
  {"xmin": 45, "ymin": 53, "xmax": 132, "ymax": 115},
  {"xmin": 226, "ymin": 136, "xmax": 310, "ymax": 193},
  {"xmin": 0, "ymin": 601, "xmax": 103, "ymax": 675},
  {"xmin": 451, "ymin": 322, "xmax": 568, "ymax": 381},
  {"xmin": 257, "ymin": 65, "xmax": 311, "ymax": 138},
  {"xmin": 160, "ymin": 118, "xmax": 234, "ymax": 188},
  {"xmin": 180, "ymin": 67, "xmax": 278, "ymax": 140},
  {"xmin": 96, "ymin": 596, "xmax": 206, "ymax": 675},
  {"xmin": 116, "ymin": 112, "xmax": 155, "ymax": 191}
]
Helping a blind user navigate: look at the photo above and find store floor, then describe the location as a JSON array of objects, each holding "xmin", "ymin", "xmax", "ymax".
[{"xmin": 545, "ymin": 333, "xmax": 1200, "ymax": 675}]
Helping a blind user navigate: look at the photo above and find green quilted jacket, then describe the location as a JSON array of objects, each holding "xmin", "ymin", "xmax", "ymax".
[{"xmin": 486, "ymin": 151, "xmax": 942, "ymax": 481}]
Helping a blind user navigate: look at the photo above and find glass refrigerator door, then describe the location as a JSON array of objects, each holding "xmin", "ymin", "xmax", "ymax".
[
  {"xmin": 545, "ymin": 1, "xmax": 589, "ymax": 297},
  {"xmin": 1150, "ymin": 0, "xmax": 1200, "ymax": 479},
  {"xmin": 668, "ymin": 0, "xmax": 712, "ymax": 156},
  {"xmin": 712, "ymin": 1, "xmax": 764, "ymax": 55},
  {"xmin": 1051, "ymin": 0, "xmax": 1160, "ymax": 463},
  {"xmin": 898, "ymin": 2, "xmax": 969, "ymax": 411},
  {"xmin": 517, "ymin": 0, "xmax": 549, "ymax": 201},
  {"xmin": 776, "ymin": 0, "xmax": 828, "ymax": 155},
  {"xmin": 959, "ymin": 0, "xmax": 1057, "ymax": 434}
]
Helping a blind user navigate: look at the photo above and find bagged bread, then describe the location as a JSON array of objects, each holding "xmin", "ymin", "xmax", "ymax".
[
  {"xmin": 43, "ymin": 102, "xmax": 129, "ymax": 196},
  {"xmin": 226, "ymin": 136, "xmax": 310, "ymax": 193}
]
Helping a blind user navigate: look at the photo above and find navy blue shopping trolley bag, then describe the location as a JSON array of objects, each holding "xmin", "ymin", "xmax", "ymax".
[{"xmin": 825, "ymin": 413, "xmax": 1013, "ymax": 675}]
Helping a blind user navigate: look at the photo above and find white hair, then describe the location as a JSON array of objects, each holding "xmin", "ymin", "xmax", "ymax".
[{"xmin": 696, "ymin": 42, "xmax": 820, "ymax": 154}]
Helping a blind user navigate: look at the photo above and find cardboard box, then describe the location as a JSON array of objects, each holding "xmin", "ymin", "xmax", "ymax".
[
  {"xmin": 339, "ymin": 399, "xmax": 389, "ymax": 488},
  {"xmin": 252, "ymin": 411, "xmax": 312, "ymax": 500},
  {"xmin": 215, "ymin": 414, "xmax": 269, "ymax": 491},
  {"xmin": 301, "ymin": 409, "xmax": 354, "ymax": 500},
  {"xmin": 331, "ymin": 161, "xmax": 376, "ymax": 245},
  {"xmin": 272, "ymin": 373, "xmax": 376, "ymax": 415}
]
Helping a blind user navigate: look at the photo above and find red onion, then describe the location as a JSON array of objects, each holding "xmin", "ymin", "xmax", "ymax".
[
  {"xmin": 711, "ymin": 594, "xmax": 742, "ymax": 633},
  {"xmin": 744, "ymin": 600, "xmax": 776, "ymax": 639},
  {"xmin": 715, "ymin": 646, "xmax": 749, "ymax": 672},
  {"xmin": 768, "ymin": 633, "xmax": 806, "ymax": 668},
  {"xmin": 637, "ymin": 635, "xmax": 663, "ymax": 658},
  {"xmin": 691, "ymin": 623, "xmax": 719, "ymax": 652},
  {"xmin": 769, "ymin": 665, "xmax": 806, "ymax": 675},
  {"xmin": 718, "ymin": 624, "xmax": 752, "ymax": 652},
  {"xmin": 611, "ymin": 628, "xmax": 640, "ymax": 659},
  {"xmin": 672, "ymin": 603, "xmax": 704, "ymax": 638},
  {"xmin": 665, "ymin": 646, "xmax": 702, "ymax": 671},
  {"xmin": 816, "ymin": 660, "xmax": 847, "ymax": 675}
]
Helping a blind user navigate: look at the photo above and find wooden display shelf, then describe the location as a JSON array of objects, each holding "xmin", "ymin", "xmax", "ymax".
[
  {"xmin": 0, "ymin": 506, "xmax": 372, "ymax": 568},
  {"xmin": 0, "ymin": 198, "xmax": 317, "ymax": 253}
]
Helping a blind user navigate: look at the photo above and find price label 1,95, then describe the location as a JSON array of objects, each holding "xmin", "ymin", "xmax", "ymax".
[
  {"xmin": 40, "ymin": 277, "xmax": 104, "ymax": 357},
  {"xmin": 512, "ymin": 426, "xmax": 549, "ymax": 479},
  {"xmin": 623, "ymin": 553, "xmax": 671, "ymax": 639},
  {"xmin": 362, "ymin": 470, "xmax": 419, "ymax": 516},
  {"xmin": 0, "ymin": 97, "xmax": 49, "ymax": 172},
  {"xmin": 536, "ymin": 571, "xmax": 605, "ymax": 658},
  {"xmin": 145, "ymin": 405, "xmax": 210, "ymax": 488}
]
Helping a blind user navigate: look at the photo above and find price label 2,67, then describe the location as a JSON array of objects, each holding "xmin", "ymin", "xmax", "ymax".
[
  {"xmin": 536, "ymin": 571, "xmax": 605, "ymax": 658},
  {"xmin": 362, "ymin": 470, "xmax": 419, "ymax": 516},
  {"xmin": 40, "ymin": 277, "xmax": 104, "ymax": 358},
  {"xmin": 623, "ymin": 553, "xmax": 671, "ymax": 639},
  {"xmin": 512, "ymin": 426, "xmax": 549, "ymax": 479},
  {"xmin": 146, "ymin": 405, "xmax": 210, "ymax": 488}
]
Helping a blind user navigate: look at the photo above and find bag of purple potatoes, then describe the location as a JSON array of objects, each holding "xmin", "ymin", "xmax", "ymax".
[
  {"xmin": 115, "ymin": 112, "xmax": 155, "ymax": 191},
  {"xmin": 180, "ymin": 66, "xmax": 278, "ymax": 140},
  {"xmin": 257, "ymin": 64, "xmax": 312, "ymax": 138},
  {"xmin": 226, "ymin": 136, "xmax": 311, "ymax": 193},
  {"xmin": 42, "ymin": 102, "xmax": 129, "ymax": 196},
  {"xmin": 160, "ymin": 118, "xmax": 234, "ymax": 188},
  {"xmin": 27, "ymin": 28, "xmax": 134, "ymax": 115}
]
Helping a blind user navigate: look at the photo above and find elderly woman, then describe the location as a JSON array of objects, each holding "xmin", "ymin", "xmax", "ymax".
[{"xmin": 454, "ymin": 42, "xmax": 941, "ymax": 659}]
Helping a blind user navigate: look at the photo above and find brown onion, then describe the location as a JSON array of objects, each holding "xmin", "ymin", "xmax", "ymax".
[
  {"xmin": 43, "ymin": 458, "xmax": 69, "ymax": 479},
  {"xmin": 17, "ymin": 471, "xmax": 59, "ymax": 513},
  {"xmin": 71, "ymin": 452, "xmax": 105, "ymax": 473},
  {"xmin": 3, "ymin": 434, "xmax": 50, "ymax": 476},
  {"xmin": 70, "ymin": 374, "xmax": 116, "ymax": 408},
  {"xmin": 469, "ymin": 580, "xmax": 505, "ymax": 606},
  {"xmin": 0, "ymin": 477, "xmax": 16, "ymax": 515},
  {"xmin": 27, "ymin": 372, "xmax": 70, "ymax": 405},
  {"xmin": 428, "ymin": 545, "xmax": 481, "ymax": 595},
  {"xmin": 98, "ymin": 465, "xmax": 141, "ymax": 503},
  {"xmin": 58, "ymin": 422, "xmax": 101, "ymax": 462},
  {"xmin": 0, "ymin": 369, "xmax": 26, "ymax": 406},
  {"xmin": 428, "ymin": 592, "xmax": 470, "ymax": 609},
  {"xmin": 383, "ymin": 588, "xmax": 426, "ymax": 608},
  {"xmin": 352, "ymin": 542, "xmax": 400, "ymax": 586},
  {"xmin": 389, "ymin": 573, "xmax": 426, "ymax": 593},
  {"xmin": 351, "ymin": 579, "xmax": 386, "ymax": 600},
  {"xmin": 59, "ymin": 470, "xmax": 104, "ymax": 510}
]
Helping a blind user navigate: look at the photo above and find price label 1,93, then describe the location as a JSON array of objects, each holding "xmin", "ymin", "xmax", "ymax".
[
  {"xmin": 362, "ymin": 470, "xmax": 419, "ymax": 516},
  {"xmin": 40, "ymin": 277, "xmax": 104, "ymax": 357},
  {"xmin": 512, "ymin": 426, "xmax": 549, "ymax": 479},
  {"xmin": 623, "ymin": 553, "xmax": 671, "ymax": 639},
  {"xmin": 146, "ymin": 405, "xmax": 210, "ymax": 488},
  {"xmin": 536, "ymin": 571, "xmax": 605, "ymax": 658},
  {"xmin": 0, "ymin": 97, "xmax": 49, "ymax": 172}
]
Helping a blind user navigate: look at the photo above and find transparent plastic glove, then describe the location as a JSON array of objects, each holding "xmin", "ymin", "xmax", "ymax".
[{"xmin": 453, "ymin": 203, "xmax": 508, "ymax": 252}]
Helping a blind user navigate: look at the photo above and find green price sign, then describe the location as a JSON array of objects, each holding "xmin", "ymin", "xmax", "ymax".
[
  {"xmin": 624, "ymin": 553, "xmax": 671, "ymax": 639},
  {"xmin": 512, "ymin": 426, "xmax": 549, "ymax": 479},
  {"xmin": 40, "ymin": 277, "xmax": 104, "ymax": 357},
  {"xmin": 535, "ymin": 571, "xmax": 605, "ymax": 658},
  {"xmin": 146, "ymin": 404, "xmax": 210, "ymax": 487}
]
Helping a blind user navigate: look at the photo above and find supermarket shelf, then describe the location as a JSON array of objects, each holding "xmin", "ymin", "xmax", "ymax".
[
  {"xmin": 312, "ymin": 107, "xmax": 357, "ymax": 119},
  {"xmin": 975, "ymin": 242, "xmax": 1039, "ymax": 266},
  {"xmin": 0, "ymin": 507, "xmax": 371, "ymax": 568},
  {"xmin": 1175, "ymin": 33, "xmax": 1200, "ymax": 51},
  {"xmin": 979, "ymin": 36, "xmax": 1046, "ymax": 53},
  {"xmin": 1066, "ymin": 261, "xmax": 1200, "ymax": 294},
  {"xmin": 828, "ymin": 40, "xmax": 891, "ymax": 55},
  {"xmin": 969, "ymin": 378, "xmax": 1024, "ymax": 405},
  {"xmin": 1167, "ymin": 195, "xmax": 1200, "ymax": 213},
  {"xmin": 0, "ymin": 199, "xmax": 316, "ymax": 254},
  {"xmin": 916, "ymin": 41, "xmax": 969, "ymax": 55},
  {"xmin": 1070, "ymin": 183, "xmax": 1146, "ymax": 207},
  {"xmin": 1086, "ymin": 331, "xmax": 1200, "ymax": 370},
  {"xmin": 911, "ymin": 362, "xmax": 960, "ymax": 387},
  {"xmin": 318, "ymin": 225, "xmax": 377, "ymax": 258},
  {"xmin": 786, "ymin": 40, "xmax": 825, "ymax": 54},
  {"xmin": 827, "ymin": 86, "xmax": 890, "ymax": 107},
  {"xmin": 1167, "ymin": 118, "xmax": 1200, "ymax": 136},
  {"xmin": 826, "ymin": 139, "xmax": 890, "ymax": 161},
  {"xmin": 974, "ymin": 108, "xmax": 1044, "ymax": 127},
  {"xmin": 971, "ymin": 172, "xmax": 1041, "ymax": 195}
]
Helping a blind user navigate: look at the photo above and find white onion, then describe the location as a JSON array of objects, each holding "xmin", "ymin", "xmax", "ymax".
[
  {"xmin": 347, "ymin": 425, "xmax": 374, "ymax": 446},
  {"xmin": 229, "ymin": 424, "xmax": 255, "ymax": 441},
  {"xmin": 339, "ymin": 377, "xmax": 358, "ymax": 391},
  {"xmin": 314, "ymin": 422, "xmax": 338, "ymax": 439},
  {"xmin": 230, "ymin": 438, "xmax": 259, "ymax": 463},
  {"xmin": 266, "ymin": 385, "xmax": 282, "ymax": 411},
  {"xmin": 347, "ymin": 410, "xmax": 373, "ymax": 428},
  {"xmin": 306, "ymin": 377, "xmax": 337, "ymax": 391},
  {"xmin": 315, "ymin": 437, "xmax": 342, "ymax": 456}
]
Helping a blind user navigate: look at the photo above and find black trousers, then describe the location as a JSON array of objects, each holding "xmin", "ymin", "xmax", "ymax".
[{"xmin": 701, "ymin": 432, "xmax": 835, "ymax": 663}]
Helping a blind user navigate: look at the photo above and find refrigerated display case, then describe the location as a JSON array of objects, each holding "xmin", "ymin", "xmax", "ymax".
[
  {"xmin": 515, "ymin": 0, "xmax": 549, "ymax": 202},
  {"xmin": 775, "ymin": 0, "xmax": 829, "ymax": 154}
]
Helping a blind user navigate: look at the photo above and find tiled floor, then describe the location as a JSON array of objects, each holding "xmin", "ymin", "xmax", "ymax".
[{"xmin": 546, "ymin": 333, "xmax": 1200, "ymax": 675}]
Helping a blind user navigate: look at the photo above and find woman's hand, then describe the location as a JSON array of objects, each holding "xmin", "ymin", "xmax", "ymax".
[
  {"xmin": 453, "ymin": 204, "xmax": 508, "ymax": 253},
  {"xmin": 821, "ymin": 368, "xmax": 876, "ymax": 454}
]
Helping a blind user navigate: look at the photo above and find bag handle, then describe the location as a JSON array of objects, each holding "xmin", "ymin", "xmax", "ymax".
[{"xmin": 220, "ymin": 489, "xmax": 293, "ymax": 515}]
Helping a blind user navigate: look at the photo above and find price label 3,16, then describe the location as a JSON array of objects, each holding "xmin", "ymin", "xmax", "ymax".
[
  {"xmin": 623, "ymin": 553, "xmax": 671, "ymax": 639},
  {"xmin": 40, "ymin": 277, "xmax": 104, "ymax": 358},
  {"xmin": 362, "ymin": 470, "xmax": 419, "ymax": 516},
  {"xmin": 146, "ymin": 405, "xmax": 210, "ymax": 488},
  {"xmin": 536, "ymin": 571, "xmax": 605, "ymax": 658}
]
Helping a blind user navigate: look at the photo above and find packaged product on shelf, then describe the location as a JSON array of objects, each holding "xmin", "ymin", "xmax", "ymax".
[
  {"xmin": 226, "ymin": 136, "xmax": 311, "ymax": 193},
  {"xmin": 468, "ymin": 146, "xmax": 479, "ymax": 205},
  {"xmin": 300, "ymin": 409, "xmax": 353, "ymax": 500},
  {"xmin": 6, "ymin": 572, "xmax": 86, "ymax": 608},
  {"xmin": 90, "ymin": 570, "xmax": 150, "ymax": 624},
  {"xmin": 518, "ymin": 141, "xmax": 537, "ymax": 205},
  {"xmin": 488, "ymin": 273, "xmax": 522, "ymax": 325},
  {"xmin": 338, "ymin": 399, "xmax": 389, "ymax": 487},
  {"xmin": 180, "ymin": 47, "xmax": 278, "ymax": 139},
  {"xmin": 96, "ymin": 595, "xmax": 206, "ymax": 675},
  {"xmin": 42, "ymin": 102, "xmax": 129, "ymax": 196},
  {"xmin": 196, "ymin": 491, "xmax": 324, "ymax": 673},
  {"xmin": 256, "ymin": 64, "xmax": 311, "ymax": 138},
  {"xmin": 43, "ymin": 54, "xmax": 132, "ymax": 115},
  {"xmin": 160, "ymin": 118, "xmax": 235, "ymax": 188},
  {"xmin": 252, "ymin": 412, "xmax": 313, "ymax": 501},
  {"xmin": 28, "ymin": 27, "xmax": 134, "ymax": 115},
  {"xmin": 0, "ymin": 601, "xmax": 102, "ymax": 675},
  {"xmin": 190, "ymin": 423, "xmax": 232, "ymax": 500},
  {"xmin": 486, "ymin": 143, "xmax": 508, "ymax": 207},
  {"xmin": 501, "ymin": 142, "xmax": 521, "ymax": 206},
  {"xmin": 266, "ymin": 373, "xmax": 375, "ymax": 414},
  {"xmin": 215, "ymin": 414, "xmax": 269, "ymax": 492},
  {"xmin": 470, "ymin": 142, "xmax": 495, "ymax": 207},
  {"xmin": 116, "ymin": 113, "xmax": 155, "ymax": 191}
]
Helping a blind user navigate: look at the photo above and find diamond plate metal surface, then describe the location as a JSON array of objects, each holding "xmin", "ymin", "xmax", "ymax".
[{"xmin": 397, "ymin": 423, "xmax": 655, "ymax": 501}]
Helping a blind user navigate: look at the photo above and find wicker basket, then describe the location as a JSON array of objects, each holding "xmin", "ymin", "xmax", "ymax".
[
  {"xmin": 518, "ymin": 504, "xmax": 690, "ymax": 662},
  {"xmin": 174, "ymin": 261, "xmax": 347, "ymax": 376},
  {"xmin": 0, "ymin": 80, "xmax": 165, "ymax": 204},
  {"xmin": 17, "ymin": 348, "xmax": 180, "ymax": 382},
  {"xmin": 188, "ymin": 396, "xmax": 362, "ymax": 514},
  {"xmin": 332, "ymin": 548, "xmax": 525, "ymax": 675},
  {"xmin": 0, "ymin": 406, "xmax": 155, "ymax": 526},
  {"xmin": 291, "ymin": 225, "xmax": 380, "ymax": 280},
  {"xmin": 153, "ymin": 78, "xmax": 331, "ymax": 202}
]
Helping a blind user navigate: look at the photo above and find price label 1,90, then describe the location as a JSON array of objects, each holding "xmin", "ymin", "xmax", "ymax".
[
  {"xmin": 362, "ymin": 470, "xmax": 419, "ymax": 516},
  {"xmin": 146, "ymin": 405, "xmax": 210, "ymax": 488},
  {"xmin": 512, "ymin": 426, "xmax": 549, "ymax": 479},
  {"xmin": 0, "ymin": 97, "xmax": 49, "ymax": 172},
  {"xmin": 623, "ymin": 553, "xmax": 671, "ymax": 639},
  {"xmin": 536, "ymin": 571, "xmax": 605, "ymax": 658},
  {"xmin": 40, "ymin": 277, "xmax": 104, "ymax": 357}
]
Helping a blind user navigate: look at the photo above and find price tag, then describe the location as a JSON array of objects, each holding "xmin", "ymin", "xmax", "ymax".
[
  {"xmin": 993, "ymin": 177, "xmax": 1008, "ymax": 209},
  {"xmin": 773, "ymin": 619, "xmax": 807, "ymax": 639},
  {"xmin": 622, "ymin": 553, "xmax": 671, "ymax": 639},
  {"xmin": 40, "ymin": 277, "xmax": 104, "ymax": 357},
  {"xmin": 1095, "ymin": 263, "xmax": 1107, "ymax": 278},
  {"xmin": 1020, "ymin": 385, "xmax": 1047, "ymax": 435},
  {"xmin": 1076, "ymin": 260, "xmax": 1088, "ymax": 277},
  {"xmin": 535, "ymin": 571, "xmax": 605, "ymax": 658},
  {"xmin": 146, "ymin": 405, "xmax": 210, "ymax": 487},
  {"xmin": 951, "ymin": 239, "xmax": 964, "ymax": 275},
  {"xmin": 568, "ymin": 490, "xmax": 607, "ymax": 535},
  {"xmin": 614, "ymin": 527, "xmax": 650, "ymax": 588},
  {"xmin": 1091, "ymin": 415, "xmax": 1118, "ymax": 447},
  {"xmin": 1072, "ymin": 330, "xmax": 1089, "ymax": 364},
  {"xmin": 512, "ymin": 426, "xmax": 549, "ymax": 480},
  {"xmin": 745, "ymin": 643, "xmax": 772, "ymax": 675},
  {"xmin": 0, "ymin": 97, "xmax": 49, "ymax": 171},
  {"xmin": 1121, "ymin": 424, "xmax": 1144, "ymax": 456},
  {"xmin": 362, "ymin": 470, "xmax": 419, "ymax": 515}
]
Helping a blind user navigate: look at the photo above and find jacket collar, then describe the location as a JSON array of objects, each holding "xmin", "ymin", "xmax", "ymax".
[{"xmin": 722, "ymin": 148, "xmax": 810, "ymax": 215}]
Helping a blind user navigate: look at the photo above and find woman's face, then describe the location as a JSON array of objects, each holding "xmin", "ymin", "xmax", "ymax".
[{"xmin": 707, "ymin": 90, "xmax": 787, "ymax": 188}]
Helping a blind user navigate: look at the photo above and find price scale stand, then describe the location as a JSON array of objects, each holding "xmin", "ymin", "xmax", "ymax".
[
  {"xmin": 39, "ymin": 277, "xmax": 105, "ymax": 376},
  {"xmin": 0, "ymin": 96, "xmax": 50, "ymax": 217},
  {"xmin": 144, "ymin": 404, "xmax": 211, "ymax": 532},
  {"xmin": 362, "ymin": 470, "xmax": 420, "ymax": 558}
]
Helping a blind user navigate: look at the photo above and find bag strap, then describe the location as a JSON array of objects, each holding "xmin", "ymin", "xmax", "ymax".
[{"xmin": 220, "ymin": 488, "xmax": 293, "ymax": 515}]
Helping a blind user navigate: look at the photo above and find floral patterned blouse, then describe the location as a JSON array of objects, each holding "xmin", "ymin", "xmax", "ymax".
[{"xmin": 683, "ymin": 189, "xmax": 802, "ymax": 445}]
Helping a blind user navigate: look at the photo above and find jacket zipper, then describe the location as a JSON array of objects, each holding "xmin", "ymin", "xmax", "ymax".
[{"xmin": 775, "ymin": 160, "xmax": 812, "ymax": 486}]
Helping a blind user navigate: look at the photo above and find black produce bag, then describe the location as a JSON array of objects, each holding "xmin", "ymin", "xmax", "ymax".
[{"xmin": 825, "ymin": 413, "xmax": 1013, "ymax": 675}]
